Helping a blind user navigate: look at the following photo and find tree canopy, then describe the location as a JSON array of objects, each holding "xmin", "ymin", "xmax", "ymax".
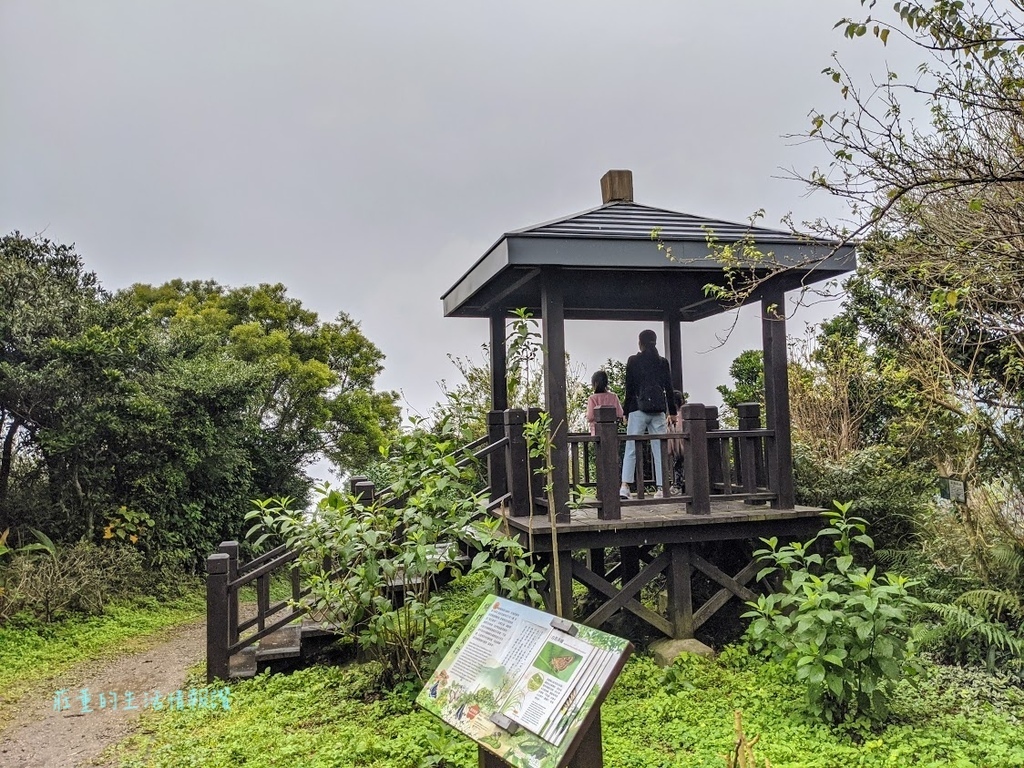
[
  {"xmin": 799, "ymin": 0, "xmax": 1024, "ymax": 485},
  {"xmin": 0, "ymin": 234, "xmax": 399, "ymax": 566}
]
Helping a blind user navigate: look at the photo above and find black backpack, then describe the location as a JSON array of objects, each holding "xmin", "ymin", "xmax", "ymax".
[{"xmin": 636, "ymin": 383, "xmax": 666, "ymax": 414}]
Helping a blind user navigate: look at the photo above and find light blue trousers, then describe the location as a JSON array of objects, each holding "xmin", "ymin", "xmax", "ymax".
[{"xmin": 621, "ymin": 410, "xmax": 668, "ymax": 487}]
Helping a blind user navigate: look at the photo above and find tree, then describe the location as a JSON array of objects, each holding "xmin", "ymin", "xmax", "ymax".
[
  {"xmin": 1, "ymin": 237, "xmax": 401, "ymax": 565},
  {"xmin": 0, "ymin": 234, "xmax": 108, "ymax": 532},
  {"xmin": 125, "ymin": 280, "xmax": 400, "ymax": 485},
  {"xmin": 798, "ymin": 0, "xmax": 1024, "ymax": 486},
  {"xmin": 716, "ymin": 350, "xmax": 765, "ymax": 427}
]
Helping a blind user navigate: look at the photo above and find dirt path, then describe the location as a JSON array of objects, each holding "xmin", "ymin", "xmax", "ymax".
[{"xmin": 0, "ymin": 619, "xmax": 209, "ymax": 768}]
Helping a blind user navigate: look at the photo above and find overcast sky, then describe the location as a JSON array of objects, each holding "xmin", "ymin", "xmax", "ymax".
[{"xmin": 2, "ymin": 2, "xmax": 919, "ymax": 474}]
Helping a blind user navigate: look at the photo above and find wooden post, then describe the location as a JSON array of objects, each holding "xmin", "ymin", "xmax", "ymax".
[
  {"xmin": 620, "ymin": 547, "xmax": 641, "ymax": 584},
  {"xmin": 487, "ymin": 410, "xmax": 508, "ymax": 504},
  {"xmin": 682, "ymin": 403, "xmax": 711, "ymax": 515},
  {"xmin": 206, "ymin": 552, "xmax": 230, "ymax": 683},
  {"xmin": 504, "ymin": 409, "xmax": 530, "ymax": 517},
  {"xmin": 594, "ymin": 405, "xmax": 621, "ymax": 520},
  {"xmin": 738, "ymin": 402, "xmax": 761, "ymax": 504},
  {"xmin": 567, "ymin": 711, "xmax": 604, "ymax": 767},
  {"xmin": 355, "ymin": 480, "xmax": 376, "ymax": 505},
  {"xmin": 553, "ymin": 549, "xmax": 574, "ymax": 620},
  {"xmin": 666, "ymin": 543, "xmax": 694, "ymax": 639},
  {"xmin": 526, "ymin": 406, "xmax": 546, "ymax": 516},
  {"xmin": 761, "ymin": 292, "xmax": 795, "ymax": 509},
  {"xmin": 348, "ymin": 475, "xmax": 368, "ymax": 495},
  {"xmin": 217, "ymin": 541, "xmax": 240, "ymax": 647},
  {"xmin": 705, "ymin": 406, "xmax": 724, "ymax": 493},
  {"xmin": 541, "ymin": 273, "xmax": 570, "ymax": 524},
  {"xmin": 478, "ymin": 711, "xmax": 604, "ymax": 768},
  {"xmin": 490, "ymin": 311, "xmax": 508, "ymax": 412}
]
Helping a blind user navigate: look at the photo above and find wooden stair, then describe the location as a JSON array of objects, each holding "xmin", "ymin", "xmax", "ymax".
[
  {"xmin": 223, "ymin": 542, "xmax": 474, "ymax": 680},
  {"xmin": 228, "ymin": 618, "xmax": 339, "ymax": 679}
]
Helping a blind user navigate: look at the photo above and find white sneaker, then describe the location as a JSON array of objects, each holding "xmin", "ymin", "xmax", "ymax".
[
  {"xmin": 653, "ymin": 490, "xmax": 665, "ymax": 499},
  {"xmin": 619, "ymin": 487, "xmax": 631, "ymax": 500}
]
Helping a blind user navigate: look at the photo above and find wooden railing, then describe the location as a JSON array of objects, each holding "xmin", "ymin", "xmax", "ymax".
[
  {"xmin": 494, "ymin": 402, "xmax": 776, "ymax": 521},
  {"xmin": 206, "ymin": 436, "xmax": 505, "ymax": 682}
]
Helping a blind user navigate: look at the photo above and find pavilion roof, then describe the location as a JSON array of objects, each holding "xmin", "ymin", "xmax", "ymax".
[{"xmin": 442, "ymin": 185, "xmax": 856, "ymax": 323}]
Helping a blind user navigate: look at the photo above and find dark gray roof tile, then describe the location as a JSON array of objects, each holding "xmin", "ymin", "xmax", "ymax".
[{"xmin": 508, "ymin": 201, "xmax": 822, "ymax": 246}]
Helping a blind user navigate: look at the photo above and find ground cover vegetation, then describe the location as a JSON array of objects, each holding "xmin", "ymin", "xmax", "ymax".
[{"xmin": 106, "ymin": 578, "xmax": 1024, "ymax": 768}]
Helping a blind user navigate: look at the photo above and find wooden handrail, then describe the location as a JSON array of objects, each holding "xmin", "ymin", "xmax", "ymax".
[
  {"xmin": 228, "ymin": 548, "xmax": 299, "ymax": 589},
  {"xmin": 237, "ymin": 543, "xmax": 289, "ymax": 575}
]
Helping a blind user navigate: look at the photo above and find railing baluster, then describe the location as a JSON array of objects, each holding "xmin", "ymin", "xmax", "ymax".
[
  {"xmin": 257, "ymin": 572, "xmax": 269, "ymax": 632},
  {"xmin": 738, "ymin": 403, "xmax": 763, "ymax": 504}
]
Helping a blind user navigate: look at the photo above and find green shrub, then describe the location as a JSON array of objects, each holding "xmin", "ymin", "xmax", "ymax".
[
  {"xmin": 793, "ymin": 444, "xmax": 932, "ymax": 551},
  {"xmin": 0, "ymin": 541, "xmax": 148, "ymax": 624},
  {"xmin": 245, "ymin": 420, "xmax": 544, "ymax": 686},
  {"xmin": 744, "ymin": 501, "xmax": 921, "ymax": 724}
]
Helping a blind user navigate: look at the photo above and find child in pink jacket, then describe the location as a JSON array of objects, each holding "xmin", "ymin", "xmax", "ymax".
[{"xmin": 586, "ymin": 370, "xmax": 624, "ymax": 436}]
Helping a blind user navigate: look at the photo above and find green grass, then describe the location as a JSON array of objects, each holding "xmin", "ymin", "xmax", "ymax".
[
  {"xmin": 0, "ymin": 588, "xmax": 205, "ymax": 725},
  {"xmin": 105, "ymin": 643, "xmax": 1024, "ymax": 768}
]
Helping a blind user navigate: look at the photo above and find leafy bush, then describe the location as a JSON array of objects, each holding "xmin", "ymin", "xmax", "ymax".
[
  {"xmin": 744, "ymin": 501, "xmax": 921, "ymax": 724},
  {"xmin": 245, "ymin": 420, "xmax": 544, "ymax": 685}
]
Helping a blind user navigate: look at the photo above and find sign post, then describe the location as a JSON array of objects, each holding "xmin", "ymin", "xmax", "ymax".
[{"xmin": 417, "ymin": 595, "xmax": 633, "ymax": 768}]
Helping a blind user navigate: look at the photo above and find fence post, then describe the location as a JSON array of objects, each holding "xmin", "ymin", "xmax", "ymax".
[
  {"xmin": 355, "ymin": 480, "xmax": 376, "ymax": 504},
  {"xmin": 738, "ymin": 402, "xmax": 762, "ymax": 504},
  {"xmin": 487, "ymin": 410, "xmax": 508, "ymax": 505},
  {"xmin": 594, "ymin": 406, "xmax": 621, "ymax": 521},
  {"xmin": 705, "ymin": 406, "xmax": 723, "ymax": 493},
  {"xmin": 217, "ymin": 541, "xmax": 239, "ymax": 646},
  {"xmin": 683, "ymin": 403, "xmax": 711, "ymax": 515},
  {"xmin": 348, "ymin": 475, "xmax": 367, "ymax": 496},
  {"xmin": 206, "ymin": 552, "xmax": 230, "ymax": 683},
  {"xmin": 504, "ymin": 409, "xmax": 530, "ymax": 517}
]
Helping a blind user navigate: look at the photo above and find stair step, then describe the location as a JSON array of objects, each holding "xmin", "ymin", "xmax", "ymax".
[
  {"xmin": 254, "ymin": 624, "xmax": 303, "ymax": 661},
  {"xmin": 301, "ymin": 617, "xmax": 341, "ymax": 638},
  {"xmin": 229, "ymin": 647, "xmax": 257, "ymax": 679}
]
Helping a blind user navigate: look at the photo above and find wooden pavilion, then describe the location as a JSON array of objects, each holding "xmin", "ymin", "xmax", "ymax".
[{"xmin": 441, "ymin": 170, "xmax": 856, "ymax": 641}]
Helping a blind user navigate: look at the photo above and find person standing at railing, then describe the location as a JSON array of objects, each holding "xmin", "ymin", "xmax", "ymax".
[
  {"xmin": 586, "ymin": 370, "xmax": 624, "ymax": 435},
  {"xmin": 620, "ymin": 329, "xmax": 676, "ymax": 499},
  {"xmin": 668, "ymin": 390, "xmax": 686, "ymax": 495}
]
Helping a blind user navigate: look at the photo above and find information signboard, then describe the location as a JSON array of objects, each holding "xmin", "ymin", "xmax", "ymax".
[
  {"xmin": 939, "ymin": 477, "xmax": 967, "ymax": 503},
  {"xmin": 417, "ymin": 595, "xmax": 632, "ymax": 768}
]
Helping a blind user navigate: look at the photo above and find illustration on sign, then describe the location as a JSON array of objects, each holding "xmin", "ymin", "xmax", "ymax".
[{"xmin": 417, "ymin": 595, "xmax": 631, "ymax": 768}]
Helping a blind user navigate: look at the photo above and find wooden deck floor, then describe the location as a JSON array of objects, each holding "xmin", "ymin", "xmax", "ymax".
[{"xmin": 495, "ymin": 500, "xmax": 826, "ymax": 550}]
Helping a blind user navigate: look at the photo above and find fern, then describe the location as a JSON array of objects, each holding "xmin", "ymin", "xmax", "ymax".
[
  {"xmin": 989, "ymin": 544, "xmax": 1024, "ymax": 582},
  {"xmin": 876, "ymin": 548, "xmax": 921, "ymax": 571},
  {"xmin": 956, "ymin": 589, "xmax": 1024, "ymax": 622},
  {"xmin": 923, "ymin": 601, "xmax": 1024, "ymax": 656}
]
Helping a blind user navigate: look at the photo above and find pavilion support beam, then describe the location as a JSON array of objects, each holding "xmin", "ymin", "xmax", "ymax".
[
  {"xmin": 761, "ymin": 291, "xmax": 795, "ymax": 509},
  {"xmin": 541, "ymin": 271, "xmax": 570, "ymax": 523},
  {"xmin": 663, "ymin": 312, "xmax": 683, "ymax": 396},
  {"xmin": 489, "ymin": 311, "xmax": 508, "ymax": 412}
]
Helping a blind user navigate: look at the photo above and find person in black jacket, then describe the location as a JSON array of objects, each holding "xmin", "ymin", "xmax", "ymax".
[{"xmin": 620, "ymin": 329, "xmax": 676, "ymax": 499}]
